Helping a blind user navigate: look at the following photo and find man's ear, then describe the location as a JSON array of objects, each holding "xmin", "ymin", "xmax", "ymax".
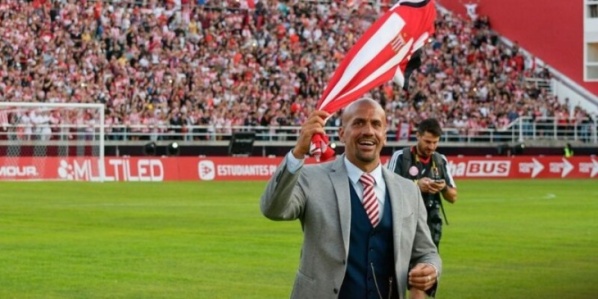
[{"xmin": 338, "ymin": 127, "xmax": 345, "ymax": 142}]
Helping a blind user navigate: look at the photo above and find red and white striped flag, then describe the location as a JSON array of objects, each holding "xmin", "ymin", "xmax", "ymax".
[
  {"xmin": 397, "ymin": 121, "xmax": 411, "ymax": 141},
  {"xmin": 0, "ymin": 110, "xmax": 8, "ymax": 130},
  {"xmin": 310, "ymin": 0, "xmax": 437, "ymax": 161},
  {"xmin": 240, "ymin": 0, "xmax": 256, "ymax": 9}
]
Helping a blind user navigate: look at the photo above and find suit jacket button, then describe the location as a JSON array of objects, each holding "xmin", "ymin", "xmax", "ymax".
[{"xmin": 333, "ymin": 288, "xmax": 338, "ymax": 294}]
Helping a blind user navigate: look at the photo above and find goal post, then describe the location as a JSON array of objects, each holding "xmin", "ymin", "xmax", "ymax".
[{"xmin": 0, "ymin": 102, "xmax": 105, "ymax": 181}]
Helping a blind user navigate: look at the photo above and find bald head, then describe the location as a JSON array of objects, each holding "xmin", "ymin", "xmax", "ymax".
[{"xmin": 341, "ymin": 98, "xmax": 387, "ymax": 127}]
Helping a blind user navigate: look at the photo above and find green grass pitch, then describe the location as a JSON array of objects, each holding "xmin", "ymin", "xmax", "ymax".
[{"xmin": 0, "ymin": 180, "xmax": 596, "ymax": 298}]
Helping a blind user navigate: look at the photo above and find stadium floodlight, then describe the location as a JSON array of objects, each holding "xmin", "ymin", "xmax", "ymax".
[
  {"xmin": 512, "ymin": 143, "xmax": 525, "ymax": 155},
  {"xmin": 167, "ymin": 142, "xmax": 180, "ymax": 156},
  {"xmin": 0, "ymin": 102, "xmax": 105, "ymax": 181}
]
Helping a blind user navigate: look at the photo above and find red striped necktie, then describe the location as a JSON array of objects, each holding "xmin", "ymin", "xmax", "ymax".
[{"xmin": 360, "ymin": 173, "xmax": 380, "ymax": 227}]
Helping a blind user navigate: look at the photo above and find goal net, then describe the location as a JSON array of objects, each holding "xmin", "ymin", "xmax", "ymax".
[{"xmin": 0, "ymin": 102, "xmax": 105, "ymax": 181}]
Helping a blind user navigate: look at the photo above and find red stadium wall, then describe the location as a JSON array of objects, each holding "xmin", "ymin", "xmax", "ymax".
[
  {"xmin": 438, "ymin": 0, "xmax": 598, "ymax": 98},
  {"xmin": 0, "ymin": 156, "xmax": 596, "ymax": 181}
]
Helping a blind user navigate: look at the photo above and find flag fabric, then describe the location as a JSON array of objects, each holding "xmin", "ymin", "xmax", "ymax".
[
  {"xmin": 240, "ymin": 0, "xmax": 256, "ymax": 9},
  {"xmin": 397, "ymin": 121, "xmax": 411, "ymax": 141},
  {"xmin": 463, "ymin": 1, "xmax": 479, "ymax": 20},
  {"xmin": 0, "ymin": 110, "xmax": 8, "ymax": 130},
  {"xmin": 310, "ymin": 0, "xmax": 437, "ymax": 161}
]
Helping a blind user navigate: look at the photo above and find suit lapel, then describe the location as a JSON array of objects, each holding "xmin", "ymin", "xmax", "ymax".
[
  {"xmin": 329, "ymin": 156, "xmax": 351, "ymax": 257},
  {"xmin": 382, "ymin": 167, "xmax": 405, "ymax": 265}
]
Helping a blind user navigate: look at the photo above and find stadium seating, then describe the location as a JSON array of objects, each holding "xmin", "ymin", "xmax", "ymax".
[{"xmin": 0, "ymin": 0, "xmax": 595, "ymax": 144}]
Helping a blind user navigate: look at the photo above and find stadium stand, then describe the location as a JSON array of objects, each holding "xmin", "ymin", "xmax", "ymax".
[{"xmin": 0, "ymin": 0, "xmax": 596, "ymax": 145}]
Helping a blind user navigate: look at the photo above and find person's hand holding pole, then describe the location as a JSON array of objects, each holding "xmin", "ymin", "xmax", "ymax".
[{"xmin": 293, "ymin": 110, "xmax": 330, "ymax": 159}]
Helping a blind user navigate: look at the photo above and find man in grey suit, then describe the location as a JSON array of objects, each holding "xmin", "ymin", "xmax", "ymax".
[{"xmin": 260, "ymin": 98, "xmax": 441, "ymax": 299}]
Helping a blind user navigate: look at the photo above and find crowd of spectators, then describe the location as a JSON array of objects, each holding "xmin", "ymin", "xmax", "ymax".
[{"xmin": 0, "ymin": 0, "xmax": 594, "ymax": 142}]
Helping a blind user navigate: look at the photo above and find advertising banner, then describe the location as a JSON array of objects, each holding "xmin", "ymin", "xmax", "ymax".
[{"xmin": 0, "ymin": 156, "xmax": 597, "ymax": 181}]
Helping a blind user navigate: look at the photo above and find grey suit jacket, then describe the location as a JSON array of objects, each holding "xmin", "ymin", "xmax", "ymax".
[{"xmin": 260, "ymin": 155, "xmax": 442, "ymax": 299}]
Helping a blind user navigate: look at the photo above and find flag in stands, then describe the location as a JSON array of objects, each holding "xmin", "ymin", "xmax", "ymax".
[
  {"xmin": 310, "ymin": 0, "xmax": 437, "ymax": 161},
  {"xmin": 397, "ymin": 121, "xmax": 411, "ymax": 141},
  {"xmin": 0, "ymin": 110, "xmax": 8, "ymax": 130},
  {"xmin": 240, "ymin": 0, "xmax": 256, "ymax": 9}
]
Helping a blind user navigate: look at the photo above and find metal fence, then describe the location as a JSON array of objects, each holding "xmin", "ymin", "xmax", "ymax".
[{"xmin": 0, "ymin": 116, "xmax": 596, "ymax": 146}]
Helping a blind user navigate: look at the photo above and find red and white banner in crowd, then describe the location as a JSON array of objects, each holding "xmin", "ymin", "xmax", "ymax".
[{"xmin": 0, "ymin": 156, "xmax": 597, "ymax": 181}]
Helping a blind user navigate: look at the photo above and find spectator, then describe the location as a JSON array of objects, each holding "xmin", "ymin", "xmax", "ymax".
[{"xmin": 0, "ymin": 0, "xmax": 590, "ymax": 143}]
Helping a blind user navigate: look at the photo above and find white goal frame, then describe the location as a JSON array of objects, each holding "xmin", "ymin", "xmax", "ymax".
[{"xmin": 0, "ymin": 102, "xmax": 105, "ymax": 182}]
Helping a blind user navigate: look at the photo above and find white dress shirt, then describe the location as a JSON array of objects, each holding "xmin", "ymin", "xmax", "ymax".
[{"xmin": 285, "ymin": 151, "xmax": 386, "ymax": 217}]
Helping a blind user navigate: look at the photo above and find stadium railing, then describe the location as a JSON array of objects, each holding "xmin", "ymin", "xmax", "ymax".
[
  {"xmin": 524, "ymin": 77, "xmax": 553, "ymax": 94},
  {"xmin": 0, "ymin": 116, "xmax": 596, "ymax": 146}
]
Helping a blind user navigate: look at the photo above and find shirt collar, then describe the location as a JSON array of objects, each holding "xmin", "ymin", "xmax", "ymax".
[{"xmin": 344, "ymin": 156, "xmax": 384, "ymax": 187}]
